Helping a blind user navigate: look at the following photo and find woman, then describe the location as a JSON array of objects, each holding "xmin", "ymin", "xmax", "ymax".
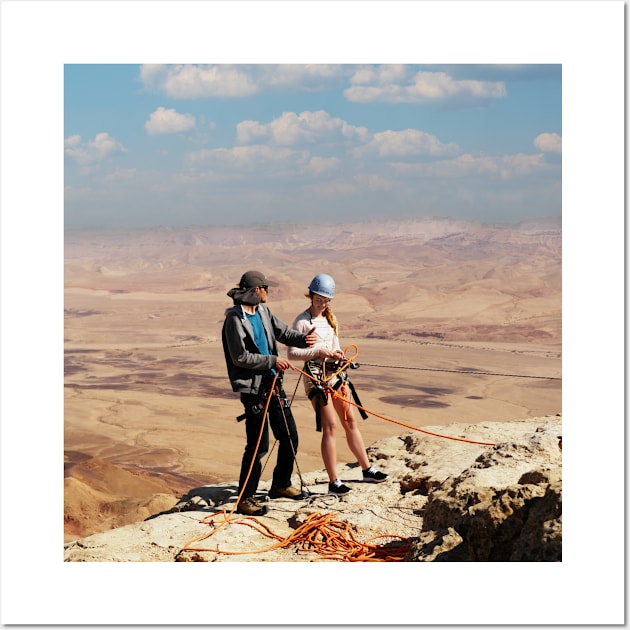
[{"xmin": 288, "ymin": 274, "xmax": 388, "ymax": 495}]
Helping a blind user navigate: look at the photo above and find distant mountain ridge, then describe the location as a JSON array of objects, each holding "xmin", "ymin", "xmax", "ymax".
[{"xmin": 65, "ymin": 216, "xmax": 561, "ymax": 269}]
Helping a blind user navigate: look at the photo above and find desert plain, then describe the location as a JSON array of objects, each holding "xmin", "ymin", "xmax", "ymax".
[{"xmin": 64, "ymin": 217, "xmax": 561, "ymax": 542}]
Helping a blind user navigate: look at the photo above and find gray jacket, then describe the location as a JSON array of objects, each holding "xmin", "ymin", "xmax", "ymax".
[{"xmin": 221, "ymin": 304, "xmax": 310, "ymax": 394}]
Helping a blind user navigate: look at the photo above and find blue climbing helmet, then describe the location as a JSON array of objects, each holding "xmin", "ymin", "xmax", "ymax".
[{"xmin": 308, "ymin": 274, "xmax": 335, "ymax": 299}]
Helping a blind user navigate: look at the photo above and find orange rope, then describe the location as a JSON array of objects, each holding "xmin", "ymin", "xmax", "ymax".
[
  {"xmin": 321, "ymin": 343, "xmax": 359, "ymax": 384},
  {"xmin": 180, "ymin": 511, "xmax": 412, "ymax": 561},
  {"xmin": 231, "ymin": 371, "xmax": 278, "ymax": 511},
  {"xmin": 291, "ymin": 345, "xmax": 497, "ymax": 447},
  {"xmin": 180, "ymin": 373, "xmax": 279, "ymax": 547},
  {"xmin": 329, "ymin": 388, "xmax": 496, "ymax": 446}
]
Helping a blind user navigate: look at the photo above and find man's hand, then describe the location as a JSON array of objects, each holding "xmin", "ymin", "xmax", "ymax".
[
  {"xmin": 305, "ymin": 326, "xmax": 318, "ymax": 347},
  {"xmin": 276, "ymin": 357, "xmax": 291, "ymax": 371}
]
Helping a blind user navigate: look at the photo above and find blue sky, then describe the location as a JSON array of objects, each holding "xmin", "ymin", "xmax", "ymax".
[{"xmin": 64, "ymin": 63, "xmax": 562, "ymax": 229}]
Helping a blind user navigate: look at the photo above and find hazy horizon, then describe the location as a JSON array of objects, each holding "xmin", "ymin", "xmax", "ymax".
[{"xmin": 62, "ymin": 213, "xmax": 562, "ymax": 236}]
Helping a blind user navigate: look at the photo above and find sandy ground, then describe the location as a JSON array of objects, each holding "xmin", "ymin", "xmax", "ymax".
[{"xmin": 64, "ymin": 220, "xmax": 561, "ymax": 541}]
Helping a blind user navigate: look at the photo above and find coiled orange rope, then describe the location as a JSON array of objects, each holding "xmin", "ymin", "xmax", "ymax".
[{"xmin": 180, "ymin": 511, "xmax": 412, "ymax": 561}]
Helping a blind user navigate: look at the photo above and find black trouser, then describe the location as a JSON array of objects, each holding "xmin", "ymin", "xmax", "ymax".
[{"xmin": 238, "ymin": 386, "xmax": 298, "ymax": 498}]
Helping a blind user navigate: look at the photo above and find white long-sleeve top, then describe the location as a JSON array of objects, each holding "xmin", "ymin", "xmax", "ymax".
[{"xmin": 287, "ymin": 309, "xmax": 341, "ymax": 363}]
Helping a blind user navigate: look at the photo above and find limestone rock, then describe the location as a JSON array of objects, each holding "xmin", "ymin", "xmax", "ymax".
[
  {"xmin": 404, "ymin": 427, "xmax": 562, "ymax": 562},
  {"xmin": 64, "ymin": 415, "xmax": 561, "ymax": 562}
]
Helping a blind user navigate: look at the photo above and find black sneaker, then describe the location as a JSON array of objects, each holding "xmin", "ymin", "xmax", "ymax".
[
  {"xmin": 236, "ymin": 496, "xmax": 267, "ymax": 516},
  {"xmin": 328, "ymin": 479, "xmax": 352, "ymax": 495},
  {"xmin": 362, "ymin": 466, "xmax": 388, "ymax": 483}
]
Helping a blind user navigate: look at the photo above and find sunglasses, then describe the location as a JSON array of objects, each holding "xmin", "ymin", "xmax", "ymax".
[{"xmin": 258, "ymin": 285, "xmax": 269, "ymax": 291}]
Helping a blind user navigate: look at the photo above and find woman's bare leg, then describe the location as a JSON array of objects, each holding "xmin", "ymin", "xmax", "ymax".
[
  {"xmin": 313, "ymin": 397, "xmax": 339, "ymax": 482},
  {"xmin": 332, "ymin": 396, "xmax": 370, "ymax": 470}
]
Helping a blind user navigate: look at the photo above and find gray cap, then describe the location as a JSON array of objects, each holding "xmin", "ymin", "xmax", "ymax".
[{"xmin": 238, "ymin": 270, "xmax": 278, "ymax": 289}]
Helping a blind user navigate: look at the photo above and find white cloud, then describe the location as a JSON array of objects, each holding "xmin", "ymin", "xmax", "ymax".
[
  {"xmin": 187, "ymin": 144, "xmax": 309, "ymax": 172},
  {"xmin": 353, "ymin": 129, "xmax": 460, "ymax": 159},
  {"xmin": 534, "ymin": 132, "xmax": 562, "ymax": 153},
  {"xmin": 145, "ymin": 107, "xmax": 196, "ymax": 135},
  {"xmin": 138, "ymin": 64, "xmax": 167, "ymax": 87},
  {"xmin": 138, "ymin": 64, "xmax": 508, "ymax": 109},
  {"xmin": 350, "ymin": 64, "xmax": 411, "ymax": 86},
  {"xmin": 258, "ymin": 64, "xmax": 346, "ymax": 90},
  {"xmin": 139, "ymin": 64, "xmax": 347, "ymax": 99},
  {"xmin": 390, "ymin": 152, "xmax": 548, "ymax": 178},
  {"xmin": 499, "ymin": 152, "xmax": 548, "ymax": 176},
  {"xmin": 64, "ymin": 132, "xmax": 127, "ymax": 166},
  {"xmin": 236, "ymin": 110, "xmax": 369, "ymax": 146},
  {"xmin": 304, "ymin": 156, "xmax": 342, "ymax": 176},
  {"xmin": 345, "ymin": 67, "xmax": 506, "ymax": 104},
  {"xmin": 140, "ymin": 64, "xmax": 258, "ymax": 98},
  {"xmin": 64, "ymin": 134, "xmax": 82, "ymax": 148},
  {"xmin": 235, "ymin": 120, "xmax": 268, "ymax": 144}
]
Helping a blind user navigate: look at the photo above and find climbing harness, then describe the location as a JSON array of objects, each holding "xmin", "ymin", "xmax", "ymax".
[
  {"xmin": 235, "ymin": 374, "xmax": 290, "ymax": 422},
  {"xmin": 304, "ymin": 356, "xmax": 367, "ymax": 431}
]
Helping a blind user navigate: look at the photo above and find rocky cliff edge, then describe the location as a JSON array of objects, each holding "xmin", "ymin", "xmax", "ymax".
[{"xmin": 64, "ymin": 415, "xmax": 562, "ymax": 562}]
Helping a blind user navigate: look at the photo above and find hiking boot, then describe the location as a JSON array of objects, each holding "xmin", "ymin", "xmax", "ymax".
[
  {"xmin": 362, "ymin": 466, "xmax": 388, "ymax": 483},
  {"xmin": 236, "ymin": 496, "xmax": 267, "ymax": 516},
  {"xmin": 269, "ymin": 484, "xmax": 303, "ymax": 500},
  {"xmin": 328, "ymin": 479, "xmax": 352, "ymax": 495}
]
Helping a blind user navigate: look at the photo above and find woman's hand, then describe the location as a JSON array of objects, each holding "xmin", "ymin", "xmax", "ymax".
[{"xmin": 319, "ymin": 348, "xmax": 345, "ymax": 361}]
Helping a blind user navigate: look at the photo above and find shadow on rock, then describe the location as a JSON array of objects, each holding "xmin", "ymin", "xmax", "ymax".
[{"xmin": 145, "ymin": 484, "xmax": 238, "ymax": 519}]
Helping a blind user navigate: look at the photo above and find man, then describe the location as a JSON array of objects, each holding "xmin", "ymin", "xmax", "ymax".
[{"xmin": 222, "ymin": 270, "xmax": 317, "ymax": 516}]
